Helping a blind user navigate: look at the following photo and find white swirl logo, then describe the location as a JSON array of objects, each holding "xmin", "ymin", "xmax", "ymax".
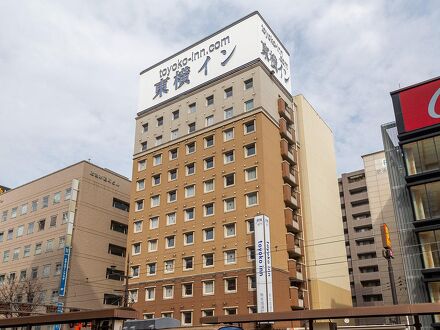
[{"xmin": 428, "ymin": 87, "xmax": 440, "ymax": 119}]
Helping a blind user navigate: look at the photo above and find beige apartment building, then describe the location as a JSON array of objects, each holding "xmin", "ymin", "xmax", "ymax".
[
  {"xmin": 0, "ymin": 161, "xmax": 131, "ymax": 313},
  {"xmin": 339, "ymin": 151, "xmax": 409, "ymax": 324},
  {"xmin": 126, "ymin": 12, "xmax": 350, "ymax": 326}
]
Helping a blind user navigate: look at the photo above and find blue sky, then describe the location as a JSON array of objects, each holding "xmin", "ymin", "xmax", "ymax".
[{"xmin": 0, "ymin": 1, "xmax": 439, "ymax": 187}]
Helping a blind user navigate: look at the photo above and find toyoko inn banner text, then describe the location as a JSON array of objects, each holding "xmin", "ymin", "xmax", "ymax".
[{"xmin": 139, "ymin": 12, "xmax": 291, "ymax": 111}]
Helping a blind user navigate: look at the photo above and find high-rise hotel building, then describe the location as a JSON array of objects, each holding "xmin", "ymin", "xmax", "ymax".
[{"xmin": 127, "ymin": 12, "xmax": 351, "ymax": 325}]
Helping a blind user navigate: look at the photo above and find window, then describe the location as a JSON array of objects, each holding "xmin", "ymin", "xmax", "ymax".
[
  {"xmin": 244, "ymin": 99, "xmax": 254, "ymax": 111},
  {"xmin": 2, "ymin": 250, "xmax": 9, "ymax": 263},
  {"xmin": 19, "ymin": 270, "xmax": 27, "ymax": 281},
  {"xmin": 150, "ymin": 216, "xmax": 159, "ymax": 229},
  {"xmin": 132, "ymin": 243, "xmax": 141, "ymax": 255},
  {"xmin": 131, "ymin": 265, "xmax": 140, "ymax": 278},
  {"xmin": 202, "ymin": 309, "xmax": 214, "ymax": 317},
  {"xmin": 246, "ymin": 192, "xmax": 259, "ymax": 207},
  {"xmin": 246, "ymin": 219, "xmax": 255, "ymax": 233},
  {"xmin": 35, "ymin": 243, "xmax": 42, "ymax": 255},
  {"xmin": 167, "ymin": 212, "xmax": 176, "ymax": 226},
  {"xmin": 224, "ymin": 198, "xmax": 236, "ymax": 212},
  {"xmin": 142, "ymin": 123, "xmax": 149, "ymax": 133},
  {"xmin": 224, "ymin": 150, "xmax": 234, "ymax": 164},
  {"xmin": 141, "ymin": 142, "xmax": 148, "ymax": 151},
  {"xmin": 28, "ymin": 222, "xmax": 35, "ymax": 234},
  {"xmin": 108, "ymin": 244, "xmax": 126, "ymax": 257},
  {"xmin": 128, "ymin": 289, "xmax": 138, "ymax": 303},
  {"xmin": 244, "ymin": 120, "xmax": 255, "ymax": 134},
  {"xmin": 13, "ymin": 248, "xmax": 20, "ymax": 260},
  {"xmin": 31, "ymin": 200, "xmax": 38, "ymax": 212},
  {"xmin": 204, "ymin": 203, "xmax": 214, "ymax": 216},
  {"xmin": 104, "ymin": 294, "xmax": 122, "ymax": 306},
  {"xmin": 203, "ymin": 227, "xmax": 214, "ymax": 241},
  {"xmin": 17, "ymin": 225, "xmax": 24, "ymax": 237},
  {"xmin": 181, "ymin": 311, "xmax": 193, "ymax": 326},
  {"xmin": 182, "ymin": 283, "xmax": 193, "ymax": 297},
  {"xmin": 224, "ymin": 87, "xmax": 233, "ymax": 98},
  {"xmin": 161, "ymin": 312, "xmax": 173, "ymax": 318},
  {"xmin": 244, "ymin": 78, "xmax": 253, "ymax": 89},
  {"xmin": 153, "ymin": 154, "xmax": 162, "ymax": 165},
  {"xmin": 7, "ymin": 229, "xmax": 13, "ymax": 240},
  {"xmin": 224, "ymin": 223, "xmax": 236, "ymax": 237},
  {"xmin": 11, "ymin": 207, "xmax": 17, "ymax": 218},
  {"xmin": 188, "ymin": 122, "xmax": 196, "ymax": 133},
  {"xmin": 65, "ymin": 188, "xmax": 72, "ymax": 200},
  {"xmin": 186, "ymin": 142, "xmax": 196, "ymax": 154},
  {"xmin": 185, "ymin": 185, "xmax": 195, "ymax": 198},
  {"xmin": 169, "ymin": 148, "xmax": 178, "ymax": 160},
  {"xmin": 164, "ymin": 259, "xmax": 175, "ymax": 273},
  {"xmin": 53, "ymin": 192, "xmax": 61, "ymax": 204},
  {"xmin": 145, "ymin": 287, "xmax": 155, "ymax": 301},
  {"xmin": 152, "ymin": 174, "xmax": 161, "ymax": 186},
  {"xmin": 224, "ymin": 250, "xmax": 236, "ymax": 264},
  {"xmin": 363, "ymin": 294, "xmax": 383, "ymax": 302},
  {"xmin": 42, "ymin": 196, "xmax": 49, "ymax": 208},
  {"xmin": 170, "ymin": 129, "xmax": 179, "ymax": 140},
  {"xmin": 245, "ymin": 167, "xmax": 257, "ymax": 181},
  {"xmin": 148, "ymin": 239, "xmax": 158, "ymax": 252},
  {"xmin": 184, "ymin": 232, "xmax": 194, "ymax": 245},
  {"xmin": 168, "ymin": 190, "xmax": 177, "ymax": 203},
  {"xmin": 403, "ymin": 136, "xmax": 440, "ymax": 175},
  {"xmin": 223, "ymin": 128, "xmax": 234, "ymax": 141},
  {"xmin": 50, "ymin": 215, "xmax": 57, "ymax": 228},
  {"xmin": 419, "ymin": 230, "xmax": 440, "ymax": 269},
  {"xmin": 166, "ymin": 236, "xmax": 175, "ymax": 249},
  {"xmin": 356, "ymin": 238, "xmax": 375, "ymax": 246},
  {"xmin": 21, "ymin": 203, "xmax": 28, "ymax": 215},
  {"xmin": 224, "ymin": 107, "xmax": 233, "ymax": 119},
  {"xmin": 58, "ymin": 236, "xmax": 65, "ymax": 249},
  {"xmin": 203, "ymin": 253, "xmax": 214, "ymax": 267},
  {"xmin": 172, "ymin": 110, "xmax": 180, "ymax": 120},
  {"xmin": 183, "ymin": 257, "xmax": 194, "ymax": 270},
  {"xmin": 138, "ymin": 160, "xmax": 146, "ymax": 171},
  {"xmin": 205, "ymin": 115, "xmax": 214, "ymax": 127},
  {"xmin": 135, "ymin": 199, "xmax": 144, "ymax": 211},
  {"xmin": 147, "ymin": 263, "xmax": 157, "ymax": 275},
  {"xmin": 206, "ymin": 95, "xmax": 214, "ymax": 106},
  {"xmin": 54, "ymin": 263, "xmax": 61, "ymax": 275},
  {"xmin": 224, "ymin": 173, "xmax": 235, "ymax": 187},
  {"xmin": 204, "ymin": 135, "xmax": 214, "ymax": 148},
  {"xmin": 410, "ymin": 181, "xmax": 440, "ymax": 220},
  {"xmin": 110, "ymin": 220, "xmax": 128, "ymax": 234},
  {"xmin": 151, "ymin": 195, "xmax": 160, "ymax": 207},
  {"xmin": 168, "ymin": 168, "xmax": 178, "ymax": 181},
  {"xmin": 157, "ymin": 116, "xmax": 163, "ymax": 126},
  {"xmin": 204, "ymin": 157, "xmax": 214, "ymax": 170},
  {"xmin": 38, "ymin": 219, "xmax": 45, "ymax": 231},
  {"xmin": 188, "ymin": 102, "xmax": 196, "ymax": 113},
  {"xmin": 204, "ymin": 179, "xmax": 215, "ymax": 193},
  {"xmin": 224, "ymin": 277, "xmax": 237, "ymax": 292},
  {"xmin": 1, "ymin": 211, "xmax": 7, "ymax": 221},
  {"xmin": 359, "ymin": 265, "xmax": 379, "ymax": 273},
  {"xmin": 244, "ymin": 143, "xmax": 256, "ymax": 157},
  {"xmin": 247, "ymin": 247, "xmax": 255, "ymax": 261},
  {"xmin": 224, "ymin": 308, "xmax": 237, "ymax": 315},
  {"xmin": 46, "ymin": 239, "xmax": 54, "ymax": 252},
  {"xmin": 113, "ymin": 198, "xmax": 130, "ymax": 212},
  {"xmin": 31, "ymin": 267, "xmax": 38, "ymax": 279},
  {"xmin": 42, "ymin": 264, "xmax": 51, "ymax": 278},
  {"xmin": 186, "ymin": 163, "xmax": 195, "ymax": 176},
  {"xmin": 198, "ymin": 280, "xmax": 214, "ymax": 298},
  {"xmin": 185, "ymin": 208, "xmax": 195, "ymax": 221}
]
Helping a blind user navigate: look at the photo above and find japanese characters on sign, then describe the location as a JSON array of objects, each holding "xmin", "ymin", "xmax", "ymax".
[
  {"xmin": 90, "ymin": 171, "xmax": 120, "ymax": 187},
  {"xmin": 139, "ymin": 12, "xmax": 291, "ymax": 110}
]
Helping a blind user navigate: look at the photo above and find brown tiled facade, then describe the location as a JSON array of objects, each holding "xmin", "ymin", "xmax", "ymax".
[{"xmin": 127, "ymin": 63, "xmax": 309, "ymax": 325}]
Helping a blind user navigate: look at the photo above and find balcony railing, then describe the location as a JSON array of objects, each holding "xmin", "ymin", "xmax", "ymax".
[
  {"xmin": 279, "ymin": 118, "xmax": 295, "ymax": 144},
  {"xmin": 282, "ymin": 161, "xmax": 298, "ymax": 187},
  {"xmin": 278, "ymin": 98, "xmax": 294, "ymax": 123},
  {"xmin": 280, "ymin": 140, "xmax": 297, "ymax": 165},
  {"xmin": 283, "ymin": 184, "xmax": 299, "ymax": 209}
]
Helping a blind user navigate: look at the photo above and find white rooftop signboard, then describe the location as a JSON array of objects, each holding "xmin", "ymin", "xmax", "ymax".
[{"xmin": 138, "ymin": 12, "xmax": 291, "ymax": 111}]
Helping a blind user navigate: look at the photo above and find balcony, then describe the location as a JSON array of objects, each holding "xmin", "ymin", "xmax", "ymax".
[
  {"xmin": 282, "ymin": 161, "xmax": 298, "ymax": 187},
  {"xmin": 288, "ymin": 259, "xmax": 304, "ymax": 282},
  {"xmin": 286, "ymin": 233, "xmax": 302, "ymax": 258},
  {"xmin": 280, "ymin": 140, "xmax": 297, "ymax": 165},
  {"xmin": 351, "ymin": 204, "xmax": 370, "ymax": 217},
  {"xmin": 284, "ymin": 208, "xmax": 301, "ymax": 233},
  {"xmin": 350, "ymin": 191, "xmax": 369, "ymax": 204},
  {"xmin": 279, "ymin": 118, "xmax": 295, "ymax": 144},
  {"xmin": 283, "ymin": 184, "xmax": 299, "ymax": 209},
  {"xmin": 278, "ymin": 98, "xmax": 294, "ymax": 123}
]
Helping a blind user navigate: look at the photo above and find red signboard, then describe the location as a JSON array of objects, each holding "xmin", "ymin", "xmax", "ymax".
[{"xmin": 398, "ymin": 78, "xmax": 440, "ymax": 132}]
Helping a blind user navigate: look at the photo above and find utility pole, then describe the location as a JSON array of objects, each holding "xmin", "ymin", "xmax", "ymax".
[
  {"xmin": 124, "ymin": 255, "xmax": 130, "ymax": 307},
  {"xmin": 381, "ymin": 224, "xmax": 398, "ymax": 324}
]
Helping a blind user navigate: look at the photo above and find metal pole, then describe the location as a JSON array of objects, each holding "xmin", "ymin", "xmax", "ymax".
[
  {"xmin": 124, "ymin": 255, "xmax": 130, "ymax": 307},
  {"xmin": 413, "ymin": 315, "xmax": 421, "ymax": 330},
  {"xmin": 387, "ymin": 256, "xmax": 398, "ymax": 305}
]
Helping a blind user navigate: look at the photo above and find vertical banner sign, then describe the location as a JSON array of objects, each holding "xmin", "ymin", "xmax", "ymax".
[
  {"xmin": 59, "ymin": 246, "xmax": 71, "ymax": 296},
  {"xmin": 254, "ymin": 215, "xmax": 274, "ymax": 313},
  {"xmin": 263, "ymin": 215, "xmax": 274, "ymax": 312}
]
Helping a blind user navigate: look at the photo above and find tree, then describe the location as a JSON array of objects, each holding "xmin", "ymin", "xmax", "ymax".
[{"xmin": 0, "ymin": 277, "xmax": 44, "ymax": 318}]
